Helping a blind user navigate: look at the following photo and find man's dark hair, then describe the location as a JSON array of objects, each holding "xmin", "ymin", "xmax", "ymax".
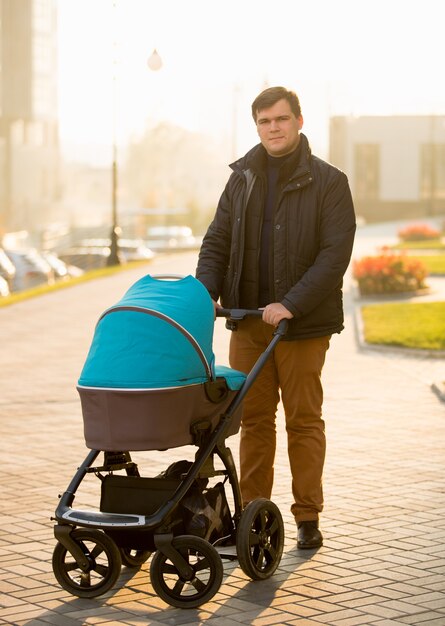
[{"xmin": 251, "ymin": 86, "xmax": 302, "ymax": 122}]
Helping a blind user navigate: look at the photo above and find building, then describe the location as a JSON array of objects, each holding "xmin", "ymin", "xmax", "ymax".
[
  {"xmin": 329, "ymin": 115, "xmax": 445, "ymax": 222},
  {"xmin": 0, "ymin": 0, "xmax": 59, "ymax": 237}
]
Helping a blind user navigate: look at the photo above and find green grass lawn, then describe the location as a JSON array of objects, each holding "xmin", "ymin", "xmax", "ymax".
[
  {"xmin": 393, "ymin": 239, "xmax": 445, "ymax": 251},
  {"xmin": 389, "ymin": 241, "xmax": 445, "ymax": 274},
  {"xmin": 363, "ymin": 241, "xmax": 445, "ymax": 354},
  {"xmin": 408, "ymin": 254, "xmax": 445, "ymax": 275},
  {"xmin": 361, "ymin": 301, "xmax": 445, "ymax": 351}
]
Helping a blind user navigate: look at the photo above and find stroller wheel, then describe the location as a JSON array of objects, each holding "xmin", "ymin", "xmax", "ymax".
[
  {"xmin": 120, "ymin": 547, "xmax": 151, "ymax": 568},
  {"xmin": 149, "ymin": 535, "xmax": 223, "ymax": 609},
  {"xmin": 236, "ymin": 498, "xmax": 284, "ymax": 580},
  {"xmin": 52, "ymin": 528, "xmax": 122, "ymax": 598}
]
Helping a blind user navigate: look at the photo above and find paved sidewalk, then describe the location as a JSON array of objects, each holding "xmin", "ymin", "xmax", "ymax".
[{"xmin": 1, "ymin": 233, "xmax": 445, "ymax": 625}]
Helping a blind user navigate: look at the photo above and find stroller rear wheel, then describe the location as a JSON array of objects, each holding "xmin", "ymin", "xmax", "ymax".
[
  {"xmin": 236, "ymin": 498, "xmax": 284, "ymax": 580},
  {"xmin": 52, "ymin": 528, "xmax": 122, "ymax": 598},
  {"xmin": 149, "ymin": 535, "xmax": 223, "ymax": 609},
  {"xmin": 119, "ymin": 547, "xmax": 151, "ymax": 568}
]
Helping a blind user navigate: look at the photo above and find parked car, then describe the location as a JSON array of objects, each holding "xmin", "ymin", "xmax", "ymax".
[
  {"xmin": 5, "ymin": 248, "xmax": 54, "ymax": 292},
  {"xmin": 118, "ymin": 239, "xmax": 155, "ymax": 262},
  {"xmin": 78, "ymin": 238, "xmax": 155, "ymax": 263},
  {"xmin": 0, "ymin": 275, "xmax": 10, "ymax": 297},
  {"xmin": 42, "ymin": 252, "xmax": 84, "ymax": 280},
  {"xmin": 58, "ymin": 247, "xmax": 110, "ymax": 271},
  {"xmin": 146, "ymin": 226, "xmax": 198, "ymax": 252},
  {"xmin": 0, "ymin": 247, "xmax": 16, "ymax": 291}
]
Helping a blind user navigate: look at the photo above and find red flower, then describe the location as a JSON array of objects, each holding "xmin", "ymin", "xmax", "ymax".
[
  {"xmin": 353, "ymin": 251, "xmax": 428, "ymax": 295},
  {"xmin": 398, "ymin": 223, "xmax": 441, "ymax": 242}
]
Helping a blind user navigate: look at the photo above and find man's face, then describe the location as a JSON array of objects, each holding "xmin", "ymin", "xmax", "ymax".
[{"xmin": 255, "ymin": 99, "xmax": 303, "ymax": 157}]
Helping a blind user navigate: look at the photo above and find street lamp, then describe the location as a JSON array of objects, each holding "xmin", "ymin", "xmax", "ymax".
[
  {"xmin": 147, "ymin": 48, "xmax": 163, "ymax": 71},
  {"xmin": 107, "ymin": 116, "xmax": 120, "ymax": 266},
  {"xmin": 107, "ymin": 46, "xmax": 163, "ymax": 266}
]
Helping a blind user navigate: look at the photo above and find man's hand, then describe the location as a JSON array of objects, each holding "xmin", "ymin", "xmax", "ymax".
[
  {"xmin": 261, "ymin": 302, "xmax": 293, "ymax": 326},
  {"xmin": 212, "ymin": 299, "xmax": 222, "ymax": 319}
]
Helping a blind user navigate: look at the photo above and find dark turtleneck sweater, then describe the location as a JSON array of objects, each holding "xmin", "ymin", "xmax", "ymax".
[{"xmin": 258, "ymin": 150, "xmax": 294, "ymax": 307}]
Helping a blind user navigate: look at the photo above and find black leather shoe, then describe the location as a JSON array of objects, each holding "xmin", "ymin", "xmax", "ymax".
[{"xmin": 297, "ymin": 521, "xmax": 323, "ymax": 549}]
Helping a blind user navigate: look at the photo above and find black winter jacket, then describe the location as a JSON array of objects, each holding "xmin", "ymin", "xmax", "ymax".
[{"xmin": 196, "ymin": 134, "xmax": 356, "ymax": 339}]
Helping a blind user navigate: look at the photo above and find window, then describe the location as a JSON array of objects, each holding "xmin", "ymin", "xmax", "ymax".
[
  {"xmin": 420, "ymin": 144, "xmax": 445, "ymax": 200},
  {"xmin": 354, "ymin": 144, "xmax": 379, "ymax": 199}
]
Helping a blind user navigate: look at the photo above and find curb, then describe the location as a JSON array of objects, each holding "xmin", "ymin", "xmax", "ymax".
[
  {"xmin": 0, "ymin": 258, "xmax": 157, "ymax": 308},
  {"xmin": 351, "ymin": 281, "xmax": 433, "ymax": 302}
]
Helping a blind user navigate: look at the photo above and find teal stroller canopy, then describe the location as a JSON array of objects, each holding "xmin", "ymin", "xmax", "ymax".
[{"xmin": 78, "ymin": 274, "xmax": 244, "ymax": 391}]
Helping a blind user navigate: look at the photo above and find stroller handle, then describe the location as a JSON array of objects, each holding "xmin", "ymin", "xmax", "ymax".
[
  {"xmin": 150, "ymin": 274, "xmax": 185, "ymax": 280},
  {"xmin": 216, "ymin": 308, "xmax": 288, "ymax": 338},
  {"xmin": 216, "ymin": 307, "xmax": 262, "ymax": 320}
]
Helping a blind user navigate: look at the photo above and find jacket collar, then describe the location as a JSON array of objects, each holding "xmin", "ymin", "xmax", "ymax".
[{"xmin": 230, "ymin": 133, "xmax": 312, "ymax": 179}]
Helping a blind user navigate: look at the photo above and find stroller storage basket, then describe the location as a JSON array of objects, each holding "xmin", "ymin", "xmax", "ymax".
[
  {"xmin": 100, "ymin": 474, "xmax": 184, "ymax": 552},
  {"xmin": 100, "ymin": 474, "xmax": 182, "ymax": 516},
  {"xmin": 100, "ymin": 472, "xmax": 233, "ymax": 541}
]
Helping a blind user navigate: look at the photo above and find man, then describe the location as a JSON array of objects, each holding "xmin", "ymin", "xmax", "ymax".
[{"xmin": 196, "ymin": 86, "xmax": 355, "ymax": 549}]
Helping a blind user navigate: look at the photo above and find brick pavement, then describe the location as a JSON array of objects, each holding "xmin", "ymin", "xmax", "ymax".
[{"xmin": 1, "ymin": 241, "xmax": 444, "ymax": 625}]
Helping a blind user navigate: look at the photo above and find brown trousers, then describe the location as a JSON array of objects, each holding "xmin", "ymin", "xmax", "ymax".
[{"xmin": 229, "ymin": 317, "xmax": 330, "ymax": 523}]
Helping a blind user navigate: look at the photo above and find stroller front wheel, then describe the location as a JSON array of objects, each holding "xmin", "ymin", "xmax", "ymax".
[
  {"xmin": 52, "ymin": 528, "xmax": 122, "ymax": 598},
  {"xmin": 236, "ymin": 498, "xmax": 284, "ymax": 580},
  {"xmin": 149, "ymin": 535, "xmax": 223, "ymax": 609}
]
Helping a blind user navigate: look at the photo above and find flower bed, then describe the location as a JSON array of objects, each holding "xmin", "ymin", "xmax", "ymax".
[
  {"xmin": 398, "ymin": 223, "xmax": 441, "ymax": 242},
  {"xmin": 353, "ymin": 251, "xmax": 428, "ymax": 296}
]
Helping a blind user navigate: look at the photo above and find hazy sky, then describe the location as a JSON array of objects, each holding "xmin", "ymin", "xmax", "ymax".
[{"xmin": 58, "ymin": 0, "xmax": 444, "ymax": 165}]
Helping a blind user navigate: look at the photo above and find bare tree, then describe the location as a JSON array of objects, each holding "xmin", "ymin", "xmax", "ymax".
[{"xmin": 123, "ymin": 122, "xmax": 228, "ymax": 233}]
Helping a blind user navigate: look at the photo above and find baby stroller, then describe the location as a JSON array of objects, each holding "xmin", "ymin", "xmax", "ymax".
[{"xmin": 52, "ymin": 274, "xmax": 287, "ymax": 609}]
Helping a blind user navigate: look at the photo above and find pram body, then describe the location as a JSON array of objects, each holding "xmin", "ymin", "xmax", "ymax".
[
  {"xmin": 77, "ymin": 274, "xmax": 246, "ymax": 450},
  {"xmin": 52, "ymin": 274, "xmax": 286, "ymax": 609}
]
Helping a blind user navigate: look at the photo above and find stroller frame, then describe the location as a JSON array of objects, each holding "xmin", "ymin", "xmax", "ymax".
[{"xmin": 52, "ymin": 301, "xmax": 288, "ymax": 609}]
